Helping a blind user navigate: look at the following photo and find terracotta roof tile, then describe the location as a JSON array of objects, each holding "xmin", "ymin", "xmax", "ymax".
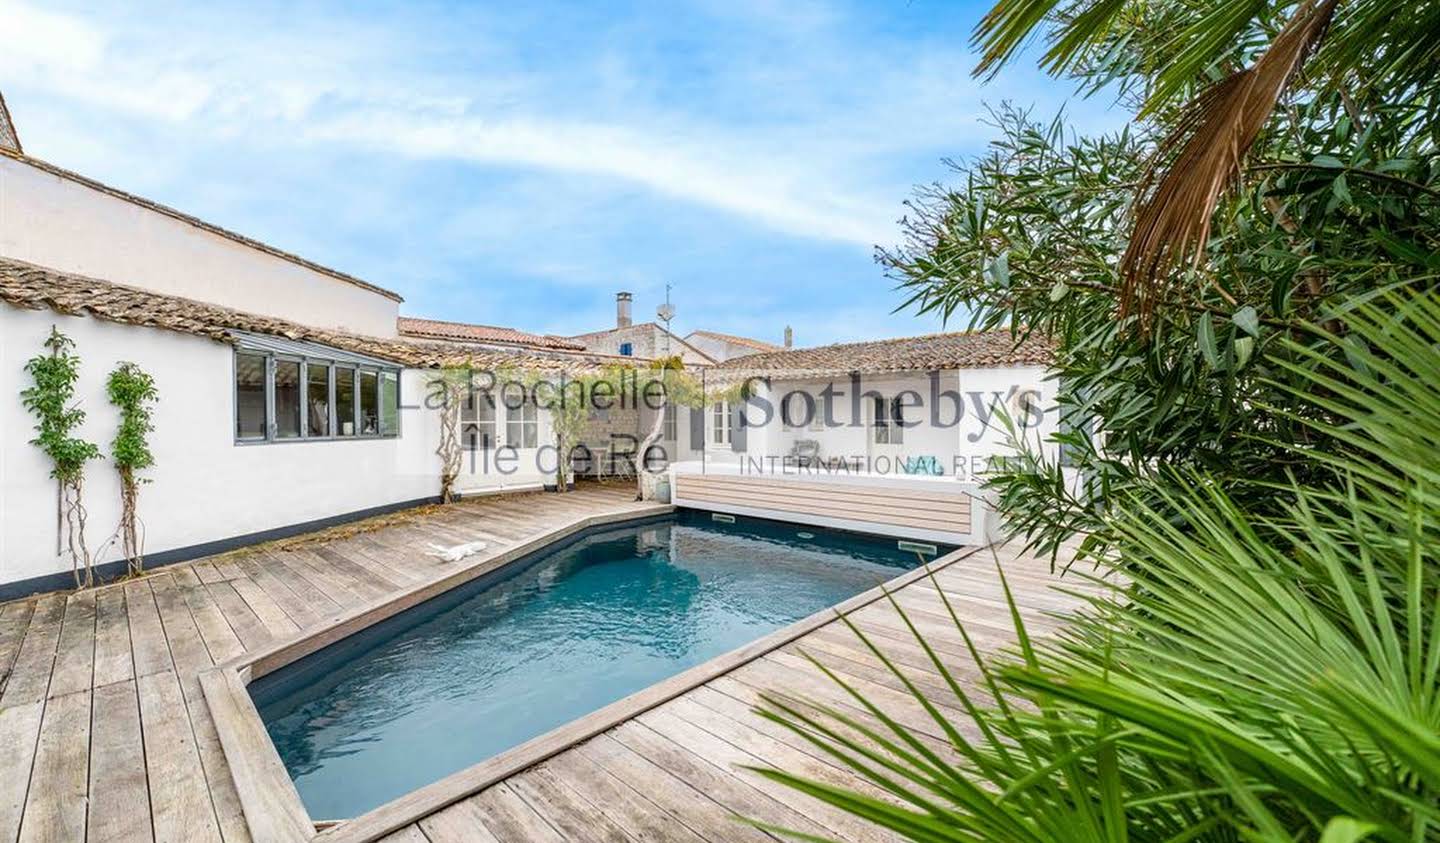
[
  {"xmin": 712, "ymin": 330, "xmax": 1052, "ymax": 378},
  {"xmin": 0, "ymin": 258, "xmax": 605, "ymax": 374},
  {"xmin": 685, "ymin": 329, "xmax": 784, "ymax": 353},
  {"xmin": 397, "ymin": 316, "xmax": 586, "ymax": 351}
]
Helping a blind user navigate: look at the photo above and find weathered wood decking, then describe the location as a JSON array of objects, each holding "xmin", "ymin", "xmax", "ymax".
[{"xmin": 0, "ymin": 483, "xmax": 1092, "ymax": 843}]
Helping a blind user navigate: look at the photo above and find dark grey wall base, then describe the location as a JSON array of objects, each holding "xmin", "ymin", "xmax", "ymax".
[{"xmin": 0, "ymin": 495, "xmax": 444, "ymax": 603}]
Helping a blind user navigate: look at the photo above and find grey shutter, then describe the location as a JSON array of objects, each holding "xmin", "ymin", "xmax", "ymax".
[
  {"xmin": 730, "ymin": 402, "xmax": 747, "ymax": 452},
  {"xmin": 689, "ymin": 406, "xmax": 705, "ymax": 451}
]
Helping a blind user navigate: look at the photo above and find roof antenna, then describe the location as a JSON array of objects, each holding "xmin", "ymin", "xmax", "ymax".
[{"xmin": 656, "ymin": 283, "xmax": 677, "ymax": 358}]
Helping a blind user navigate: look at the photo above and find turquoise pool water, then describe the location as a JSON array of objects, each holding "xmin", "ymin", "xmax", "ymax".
[{"xmin": 250, "ymin": 510, "xmax": 950, "ymax": 819}]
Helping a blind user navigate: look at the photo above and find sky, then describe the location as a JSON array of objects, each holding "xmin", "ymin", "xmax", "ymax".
[{"xmin": 0, "ymin": 0, "xmax": 1122, "ymax": 346}]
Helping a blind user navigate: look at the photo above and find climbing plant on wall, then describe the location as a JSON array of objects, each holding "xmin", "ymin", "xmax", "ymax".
[
  {"xmin": 106, "ymin": 362, "xmax": 158, "ymax": 577},
  {"xmin": 21, "ymin": 326, "xmax": 102, "ymax": 589}
]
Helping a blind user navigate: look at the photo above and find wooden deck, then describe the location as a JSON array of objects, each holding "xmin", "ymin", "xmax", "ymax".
[{"xmin": 0, "ymin": 483, "xmax": 1093, "ymax": 843}]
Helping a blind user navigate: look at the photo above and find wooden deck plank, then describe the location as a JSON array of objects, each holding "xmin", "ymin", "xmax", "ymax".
[
  {"xmin": 229, "ymin": 557, "xmax": 318, "ymax": 633},
  {"xmin": 19, "ymin": 688, "xmax": 91, "ymax": 843},
  {"xmin": 415, "ymin": 798, "xmax": 502, "ymax": 843},
  {"xmin": 465, "ymin": 783, "xmax": 565, "ymax": 842},
  {"xmin": 123, "ymin": 580, "xmax": 174, "ymax": 679},
  {"xmin": 505, "ymin": 766, "xmax": 641, "ymax": 843},
  {"xmin": 537, "ymin": 751, "xmax": 712, "ymax": 843},
  {"xmin": 137, "ymin": 670, "xmax": 223, "ymax": 843},
  {"xmin": 202, "ymin": 581, "xmax": 274, "ymax": 651},
  {"xmin": 45, "ymin": 591, "xmax": 96, "ymax": 699},
  {"xmin": 0, "ymin": 701, "xmax": 45, "ymax": 843},
  {"xmin": 91, "ymin": 587, "xmax": 134, "ymax": 689},
  {"xmin": 0, "ymin": 595, "xmax": 65, "ymax": 709},
  {"xmin": 87, "ymin": 680, "xmax": 152, "ymax": 843},
  {"xmin": 0, "ymin": 601, "xmax": 37, "ymax": 694}
]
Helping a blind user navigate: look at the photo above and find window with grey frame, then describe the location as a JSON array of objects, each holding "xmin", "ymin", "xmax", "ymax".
[{"xmin": 234, "ymin": 350, "xmax": 400, "ymax": 443}]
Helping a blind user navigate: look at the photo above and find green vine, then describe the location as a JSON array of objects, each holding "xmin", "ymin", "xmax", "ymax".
[
  {"xmin": 21, "ymin": 326, "xmax": 102, "ymax": 588},
  {"xmin": 107, "ymin": 362, "xmax": 158, "ymax": 576}
]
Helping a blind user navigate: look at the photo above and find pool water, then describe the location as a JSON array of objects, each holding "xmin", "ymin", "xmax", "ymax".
[{"xmin": 250, "ymin": 510, "xmax": 950, "ymax": 819}]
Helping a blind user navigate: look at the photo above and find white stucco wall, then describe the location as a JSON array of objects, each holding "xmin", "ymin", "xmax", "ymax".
[
  {"xmin": 0, "ymin": 308, "xmax": 557, "ymax": 589},
  {"xmin": 0, "ymin": 155, "xmax": 400, "ymax": 337}
]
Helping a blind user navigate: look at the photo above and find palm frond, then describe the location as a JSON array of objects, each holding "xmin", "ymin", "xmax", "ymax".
[{"xmin": 1119, "ymin": 0, "xmax": 1339, "ymax": 325}]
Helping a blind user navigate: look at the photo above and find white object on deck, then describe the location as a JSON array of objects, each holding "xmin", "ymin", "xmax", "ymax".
[{"xmin": 425, "ymin": 540, "xmax": 488, "ymax": 563}]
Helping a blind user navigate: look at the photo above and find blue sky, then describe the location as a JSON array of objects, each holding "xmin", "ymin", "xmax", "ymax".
[{"xmin": 0, "ymin": 0, "xmax": 1121, "ymax": 345}]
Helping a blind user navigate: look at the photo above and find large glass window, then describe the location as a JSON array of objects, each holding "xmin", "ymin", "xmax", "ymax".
[
  {"xmin": 274, "ymin": 360, "xmax": 302, "ymax": 439},
  {"xmin": 236, "ymin": 353, "xmax": 267, "ymax": 440},
  {"xmin": 335, "ymin": 367, "xmax": 356, "ymax": 436},
  {"xmin": 359, "ymin": 370, "xmax": 380, "ymax": 435},
  {"xmin": 307, "ymin": 363, "xmax": 331, "ymax": 437},
  {"xmin": 380, "ymin": 372, "xmax": 399, "ymax": 436},
  {"xmin": 235, "ymin": 349, "xmax": 397, "ymax": 443}
]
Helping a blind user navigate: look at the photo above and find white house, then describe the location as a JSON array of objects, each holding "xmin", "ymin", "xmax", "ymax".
[{"xmin": 683, "ymin": 328, "xmax": 790, "ymax": 362}]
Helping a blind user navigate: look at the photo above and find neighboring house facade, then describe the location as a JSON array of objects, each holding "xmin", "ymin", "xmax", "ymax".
[
  {"xmin": 700, "ymin": 331, "xmax": 1057, "ymax": 481},
  {"xmin": 568, "ymin": 292, "xmax": 716, "ymax": 366},
  {"xmin": 683, "ymin": 328, "xmax": 788, "ymax": 362}
]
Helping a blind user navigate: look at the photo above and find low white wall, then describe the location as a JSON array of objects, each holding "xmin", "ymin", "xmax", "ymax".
[
  {"xmin": 0, "ymin": 308, "xmax": 554, "ymax": 590},
  {"xmin": 670, "ymin": 461, "xmax": 984, "ymax": 546},
  {"xmin": 0, "ymin": 155, "xmax": 400, "ymax": 337}
]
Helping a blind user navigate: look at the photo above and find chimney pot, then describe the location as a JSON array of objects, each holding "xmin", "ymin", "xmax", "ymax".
[
  {"xmin": 616, "ymin": 291, "xmax": 633, "ymax": 328},
  {"xmin": 783, "ymin": 325, "xmax": 793, "ymax": 348}
]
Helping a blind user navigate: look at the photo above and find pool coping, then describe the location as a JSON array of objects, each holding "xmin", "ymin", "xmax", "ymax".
[{"xmin": 200, "ymin": 503, "xmax": 982, "ymax": 843}]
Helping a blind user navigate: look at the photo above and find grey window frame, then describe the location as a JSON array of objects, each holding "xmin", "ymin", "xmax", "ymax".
[{"xmin": 234, "ymin": 348, "xmax": 401, "ymax": 445}]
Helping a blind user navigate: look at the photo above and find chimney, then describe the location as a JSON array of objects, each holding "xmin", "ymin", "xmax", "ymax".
[
  {"xmin": 616, "ymin": 291, "xmax": 633, "ymax": 328},
  {"xmin": 783, "ymin": 325, "xmax": 793, "ymax": 348}
]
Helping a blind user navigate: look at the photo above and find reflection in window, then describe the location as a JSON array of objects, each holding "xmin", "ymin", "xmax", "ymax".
[
  {"xmin": 274, "ymin": 360, "xmax": 302, "ymax": 439},
  {"xmin": 380, "ymin": 372, "xmax": 399, "ymax": 436},
  {"xmin": 359, "ymin": 371, "xmax": 379, "ymax": 435},
  {"xmin": 307, "ymin": 364, "xmax": 331, "ymax": 437},
  {"xmin": 335, "ymin": 367, "xmax": 356, "ymax": 436},
  {"xmin": 236, "ymin": 354, "xmax": 267, "ymax": 439}
]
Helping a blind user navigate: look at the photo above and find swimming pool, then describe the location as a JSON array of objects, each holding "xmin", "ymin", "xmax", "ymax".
[{"xmin": 249, "ymin": 509, "xmax": 951, "ymax": 819}]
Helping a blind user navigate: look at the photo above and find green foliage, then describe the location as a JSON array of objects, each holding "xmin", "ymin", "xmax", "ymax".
[
  {"xmin": 107, "ymin": 362, "xmax": 158, "ymax": 475},
  {"xmin": 754, "ymin": 297, "xmax": 1440, "ymax": 841},
  {"xmin": 20, "ymin": 326, "xmax": 101, "ymax": 483},
  {"xmin": 882, "ymin": 94, "xmax": 1439, "ymax": 561}
]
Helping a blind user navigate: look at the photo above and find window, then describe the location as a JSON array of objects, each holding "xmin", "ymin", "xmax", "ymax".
[
  {"xmin": 619, "ymin": 342, "xmax": 633, "ymax": 356},
  {"xmin": 710, "ymin": 401, "xmax": 731, "ymax": 446},
  {"xmin": 274, "ymin": 360, "xmax": 302, "ymax": 439},
  {"xmin": 380, "ymin": 372, "xmax": 399, "ymax": 436},
  {"xmin": 236, "ymin": 354, "xmax": 267, "ymax": 440},
  {"xmin": 307, "ymin": 363, "xmax": 331, "ymax": 437},
  {"xmin": 872, "ymin": 396, "xmax": 905, "ymax": 445},
  {"xmin": 462, "ymin": 389, "xmax": 497, "ymax": 451},
  {"xmin": 335, "ymin": 367, "xmax": 356, "ymax": 436},
  {"xmin": 234, "ymin": 348, "xmax": 398, "ymax": 443},
  {"xmin": 359, "ymin": 370, "xmax": 379, "ymax": 435},
  {"xmin": 504, "ymin": 388, "xmax": 540, "ymax": 448}
]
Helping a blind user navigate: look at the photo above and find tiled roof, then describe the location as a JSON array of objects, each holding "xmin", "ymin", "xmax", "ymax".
[
  {"xmin": 685, "ymin": 329, "xmax": 784, "ymax": 353},
  {"xmin": 0, "ymin": 92, "xmax": 19, "ymax": 154},
  {"xmin": 712, "ymin": 330, "xmax": 1053, "ymax": 377},
  {"xmin": 0, "ymin": 150, "xmax": 402, "ymax": 302},
  {"xmin": 0, "ymin": 258, "xmax": 605, "ymax": 373},
  {"xmin": 397, "ymin": 316, "xmax": 586, "ymax": 351}
]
